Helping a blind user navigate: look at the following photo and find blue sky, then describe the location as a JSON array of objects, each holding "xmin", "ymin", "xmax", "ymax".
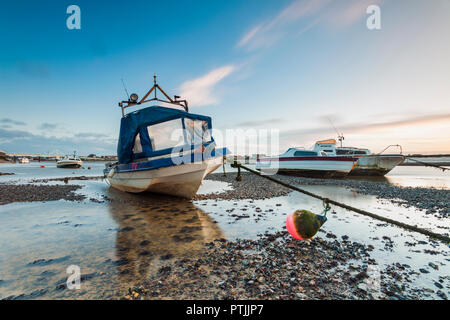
[{"xmin": 0, "ymin": 0, "xmax": 449, "ymax": 155}]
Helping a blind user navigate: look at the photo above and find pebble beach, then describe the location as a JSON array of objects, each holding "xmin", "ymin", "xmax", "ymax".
[{"xmin": 0, "ymin": 162, "xmax": 449, "ymax": 300}]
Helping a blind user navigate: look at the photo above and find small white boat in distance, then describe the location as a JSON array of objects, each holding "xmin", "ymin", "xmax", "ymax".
[
  {"xmin": 256, "ymin": 147, "xmax": 357, "ymax": 178},
  {"xmin": 57, "ymin": 153, "xmax": 83, "ymax": 168},
  {"xmin": 104, "ymin": 75, "xmax": 229, "ymax": 199},
  {"xmin": 313, "ymin": 139, "xmax": 404, "ymax": 176},
  {"xmin": 18, "ymin": 157, "xmax": 29, "ymax": 164}
]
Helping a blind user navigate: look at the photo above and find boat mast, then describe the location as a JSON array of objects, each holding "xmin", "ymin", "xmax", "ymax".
[
  {"xmin": 118, "ymin": 74, "xmax": 189, "ymax": 117},
  {"xmin": 328, "ymin": 118, "xmax": 344, "ymax": 147},
  {"xmin": 337, "ymin": 134, "xmax": 344, "ymax": 148}
]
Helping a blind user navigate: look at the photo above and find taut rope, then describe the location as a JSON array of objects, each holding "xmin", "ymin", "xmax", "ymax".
[{"xmin": 231, "ymin": 162, "xmax": 450, "ymax": 244}]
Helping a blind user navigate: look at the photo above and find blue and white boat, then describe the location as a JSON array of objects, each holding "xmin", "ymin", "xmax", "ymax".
[{"xmin": 105, "ymin": 76, "xmax": 228, "ymax": 198}]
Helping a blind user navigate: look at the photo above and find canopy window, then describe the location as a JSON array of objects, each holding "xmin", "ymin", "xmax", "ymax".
[
  {"xmin": 184, "ymin": 118, "xmax": 212, "ymax": 144},
  {"xmin": 294, "ymin": 150, "xmax": 317, "ymax": 157},
  {"xmin": 117, "ymin": 106, "xmax": 213, "ymax": 164},
  {"xmin": 132, "ymin": 133, "xmax": 143, "ymax": 154},
  {"xmin": 146, "ymin": 118, "xmax": 184, "ymax": 151}
]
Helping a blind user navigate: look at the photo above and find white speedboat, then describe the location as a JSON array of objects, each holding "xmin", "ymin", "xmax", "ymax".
[
  {"xmin": 18, "ymin": 157, "xmax": 29, "ymax": 164},
  {"xmin": 313, "ymin": 139, "xmax": 404, "ymax": 176},
  {"xmin": 104, "ymin": 76, "xmax": 229, "ymax": 199},
  {"xmin": 256, "ymin": 147, "xmax": 357, "ymax": 178},
  {"xmin": 57, "ymin": 154, "xmax": 83, "ymax": 168}
]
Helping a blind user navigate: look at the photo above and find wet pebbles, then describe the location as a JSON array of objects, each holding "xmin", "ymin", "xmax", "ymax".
[
  {"xmin": 199, "ymin": 172, "xmax": 449, "ymax": 218},
  {"xmin": 124, "ymin": 231, "xmax": 434, "ymax": 300},
  {"xmin": 194, "ymin": 172, "xmax": 291, "ymax": 200},
  {"xmin": 0, "ymin": 184, "xmax": 85, "ymax": 205}
]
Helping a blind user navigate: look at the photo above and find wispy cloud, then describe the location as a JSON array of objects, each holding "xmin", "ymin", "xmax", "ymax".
[
  {"xmin": 237, "ymin": 0, "xmax": 331, "ymax": 50},
  {"xmin": 349, "ymin": 113, "xmax": 450, "ymax": 132},
  {"xmin": 38, "ymin": 123, "xmax": 59, "ymax": 131},
  {"xmin": 0, "ymin": 127, "xmax": 115, "ymax": 155},
  {"xmin": 235, "ymin": 118, "xmax": 285, "ymax": 128},
  {"xmin": 0, "ymin": 128, "xmax": 33, "ymax": 140},
  {"xmin": 0, "ymin": 118, "xmax": 26, "ymax": 126},
  {"xmin": 75, "ymin": 132, "xmax": 109, "ymax": 139},
  {"xmin": 237, "ymin": 25, "xmax": 263, "ymax": 48},
  {"xmin": 17, "ymin": 61, "xmax": 51, "ymax": 79},
  {"xmin": 179, "ymin": 65, "xmax": 236, "ymax": 107},
  {"xmin": 277, "ymin": 112, "xmax": 450, "ymax": 153},
  {"xmin": 237, "ymin": 0, "xmax": 384, "ymax": 50},
  {"xmin": 281, "ymin": 113, "xmax": 450, "ymax": 140},
  {"xmin": 325, "ymin": 0, "xmax": 385, "ymax": 28}
]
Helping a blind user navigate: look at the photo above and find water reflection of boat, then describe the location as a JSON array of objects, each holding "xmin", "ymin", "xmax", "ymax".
[
  {"xmin": 106, "ymin": 190, "xmax": 224, "ymax": 281},
  {"xmin": 105, "ymin": 76, "xmax": 228, "ymax": 199},
  {"xmin": 313, "ymin": 139, "xmax": 404, "ymax": 176}
]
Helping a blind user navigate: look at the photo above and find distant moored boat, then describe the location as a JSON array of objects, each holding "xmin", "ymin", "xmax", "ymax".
[
  {"xmin": 57, "ymin": 153, "xmax": 83, "ymax": 168},
  {"xmin": 256, "ymin": 147, "xmax": 357, "ymax": 178},
  {"xmin": 18, "ymin": 157, "xmax": 30, "ymax": 164},
  {"xmin": 313, "ymin": 139, "xmax": 404, "ymax": 176}
]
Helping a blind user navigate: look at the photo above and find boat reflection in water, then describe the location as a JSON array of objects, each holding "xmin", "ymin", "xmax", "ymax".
[{"xmin": 106, "ymin": 188, "xmax": 224, "ymax": 283}]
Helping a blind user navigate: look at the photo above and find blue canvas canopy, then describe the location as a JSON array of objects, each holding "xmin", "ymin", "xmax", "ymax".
[{"xmin": 117, "ymin": 106, "xmax": 213, "ymax": 164}]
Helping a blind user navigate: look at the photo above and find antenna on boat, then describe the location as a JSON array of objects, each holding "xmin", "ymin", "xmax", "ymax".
[
  {"xmin": 118, "ymin": 73, "xmax": 189, "ymax": 117},
  {"xmin": 328, "ymin": 117, "xmax": 344, "ymax": 147},
  {"xmin": 121, "ymin": 78, "xmax": 130, "ymax": 100}
]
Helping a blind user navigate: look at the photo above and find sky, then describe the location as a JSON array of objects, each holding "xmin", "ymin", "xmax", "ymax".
[{"xmin": 0, "ymin": 0, "xmax": 449, "ymax": 156}]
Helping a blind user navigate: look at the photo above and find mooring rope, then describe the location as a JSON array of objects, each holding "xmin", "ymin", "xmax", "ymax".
[
  {"xmin": 232, "ymin": 162, "xmax": 450, "ymax": 244},
  {"xmin": 405, "ymin": 157, "xmax": 449, "ymax": 172}
]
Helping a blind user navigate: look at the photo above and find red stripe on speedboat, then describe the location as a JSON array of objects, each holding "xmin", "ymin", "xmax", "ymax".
[{"xmin": 258, "ymin": 157, "xmax": 357, "ymax": 162}]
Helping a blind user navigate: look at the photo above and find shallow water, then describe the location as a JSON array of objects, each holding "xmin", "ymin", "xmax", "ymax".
[
  {"xmin": 0, "ymin": 162, "xmax": 449, "ymax": 299},
  {"xmin": 196, "ymin": 187, "xmax": 449, "ymax": 297},
  {"xmin": 2, "ymin": 161, "xmax": 449, "ymax": 189},
  {"xmin": 215, "ymin": 163, "xmax": 450, "ymax": 189},
  {"xmin": 0, "ymin": 161, "xmax": 105, "ymax": 183},
  {"xmin": 0, "ymin": 184, "xmax": 225, "ymax": 299}
]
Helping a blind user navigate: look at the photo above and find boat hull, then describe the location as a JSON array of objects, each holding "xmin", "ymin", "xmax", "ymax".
[
  {"xmin": 256, "ymin": 157, "xmax": 356, "ymax": 178},
  {"xmin": 349, "ymin": 155, "xmax": 404, "ymax": 176},
  {"xmin": 106, "ymin": 157, "xmax": 223, "ymax": 199},
  {"xmin": 57, "ymin": 161, "xmax": 83, "ymax": 168},
  {"xmin": 276, "ymin": 169, "xmax": 350, "ymax": 178}
]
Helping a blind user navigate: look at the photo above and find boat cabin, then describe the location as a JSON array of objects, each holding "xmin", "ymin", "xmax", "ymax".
[
  {"xmin": 118, "ymin": 106, "xmax": 216, "ymax": 164},
  {"xmin": 115, "ymin": 75, "xmax": 225, "ymax": 166},
  {"xmin": 61, "ymin": 155, "xmax": 81, "ymax": 161},
  {"xmin": 313, "ymin": 139, "xmax": 370, "ymax": 156}
]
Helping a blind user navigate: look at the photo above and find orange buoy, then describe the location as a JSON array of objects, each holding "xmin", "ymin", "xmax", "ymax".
[
  {"xmin": 286, "ymin": 210, "xmax": 327, "ymax": 240},
  {"xmin": 40, "ymin": 165, "xmax": 45, "ymax": 168}
]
